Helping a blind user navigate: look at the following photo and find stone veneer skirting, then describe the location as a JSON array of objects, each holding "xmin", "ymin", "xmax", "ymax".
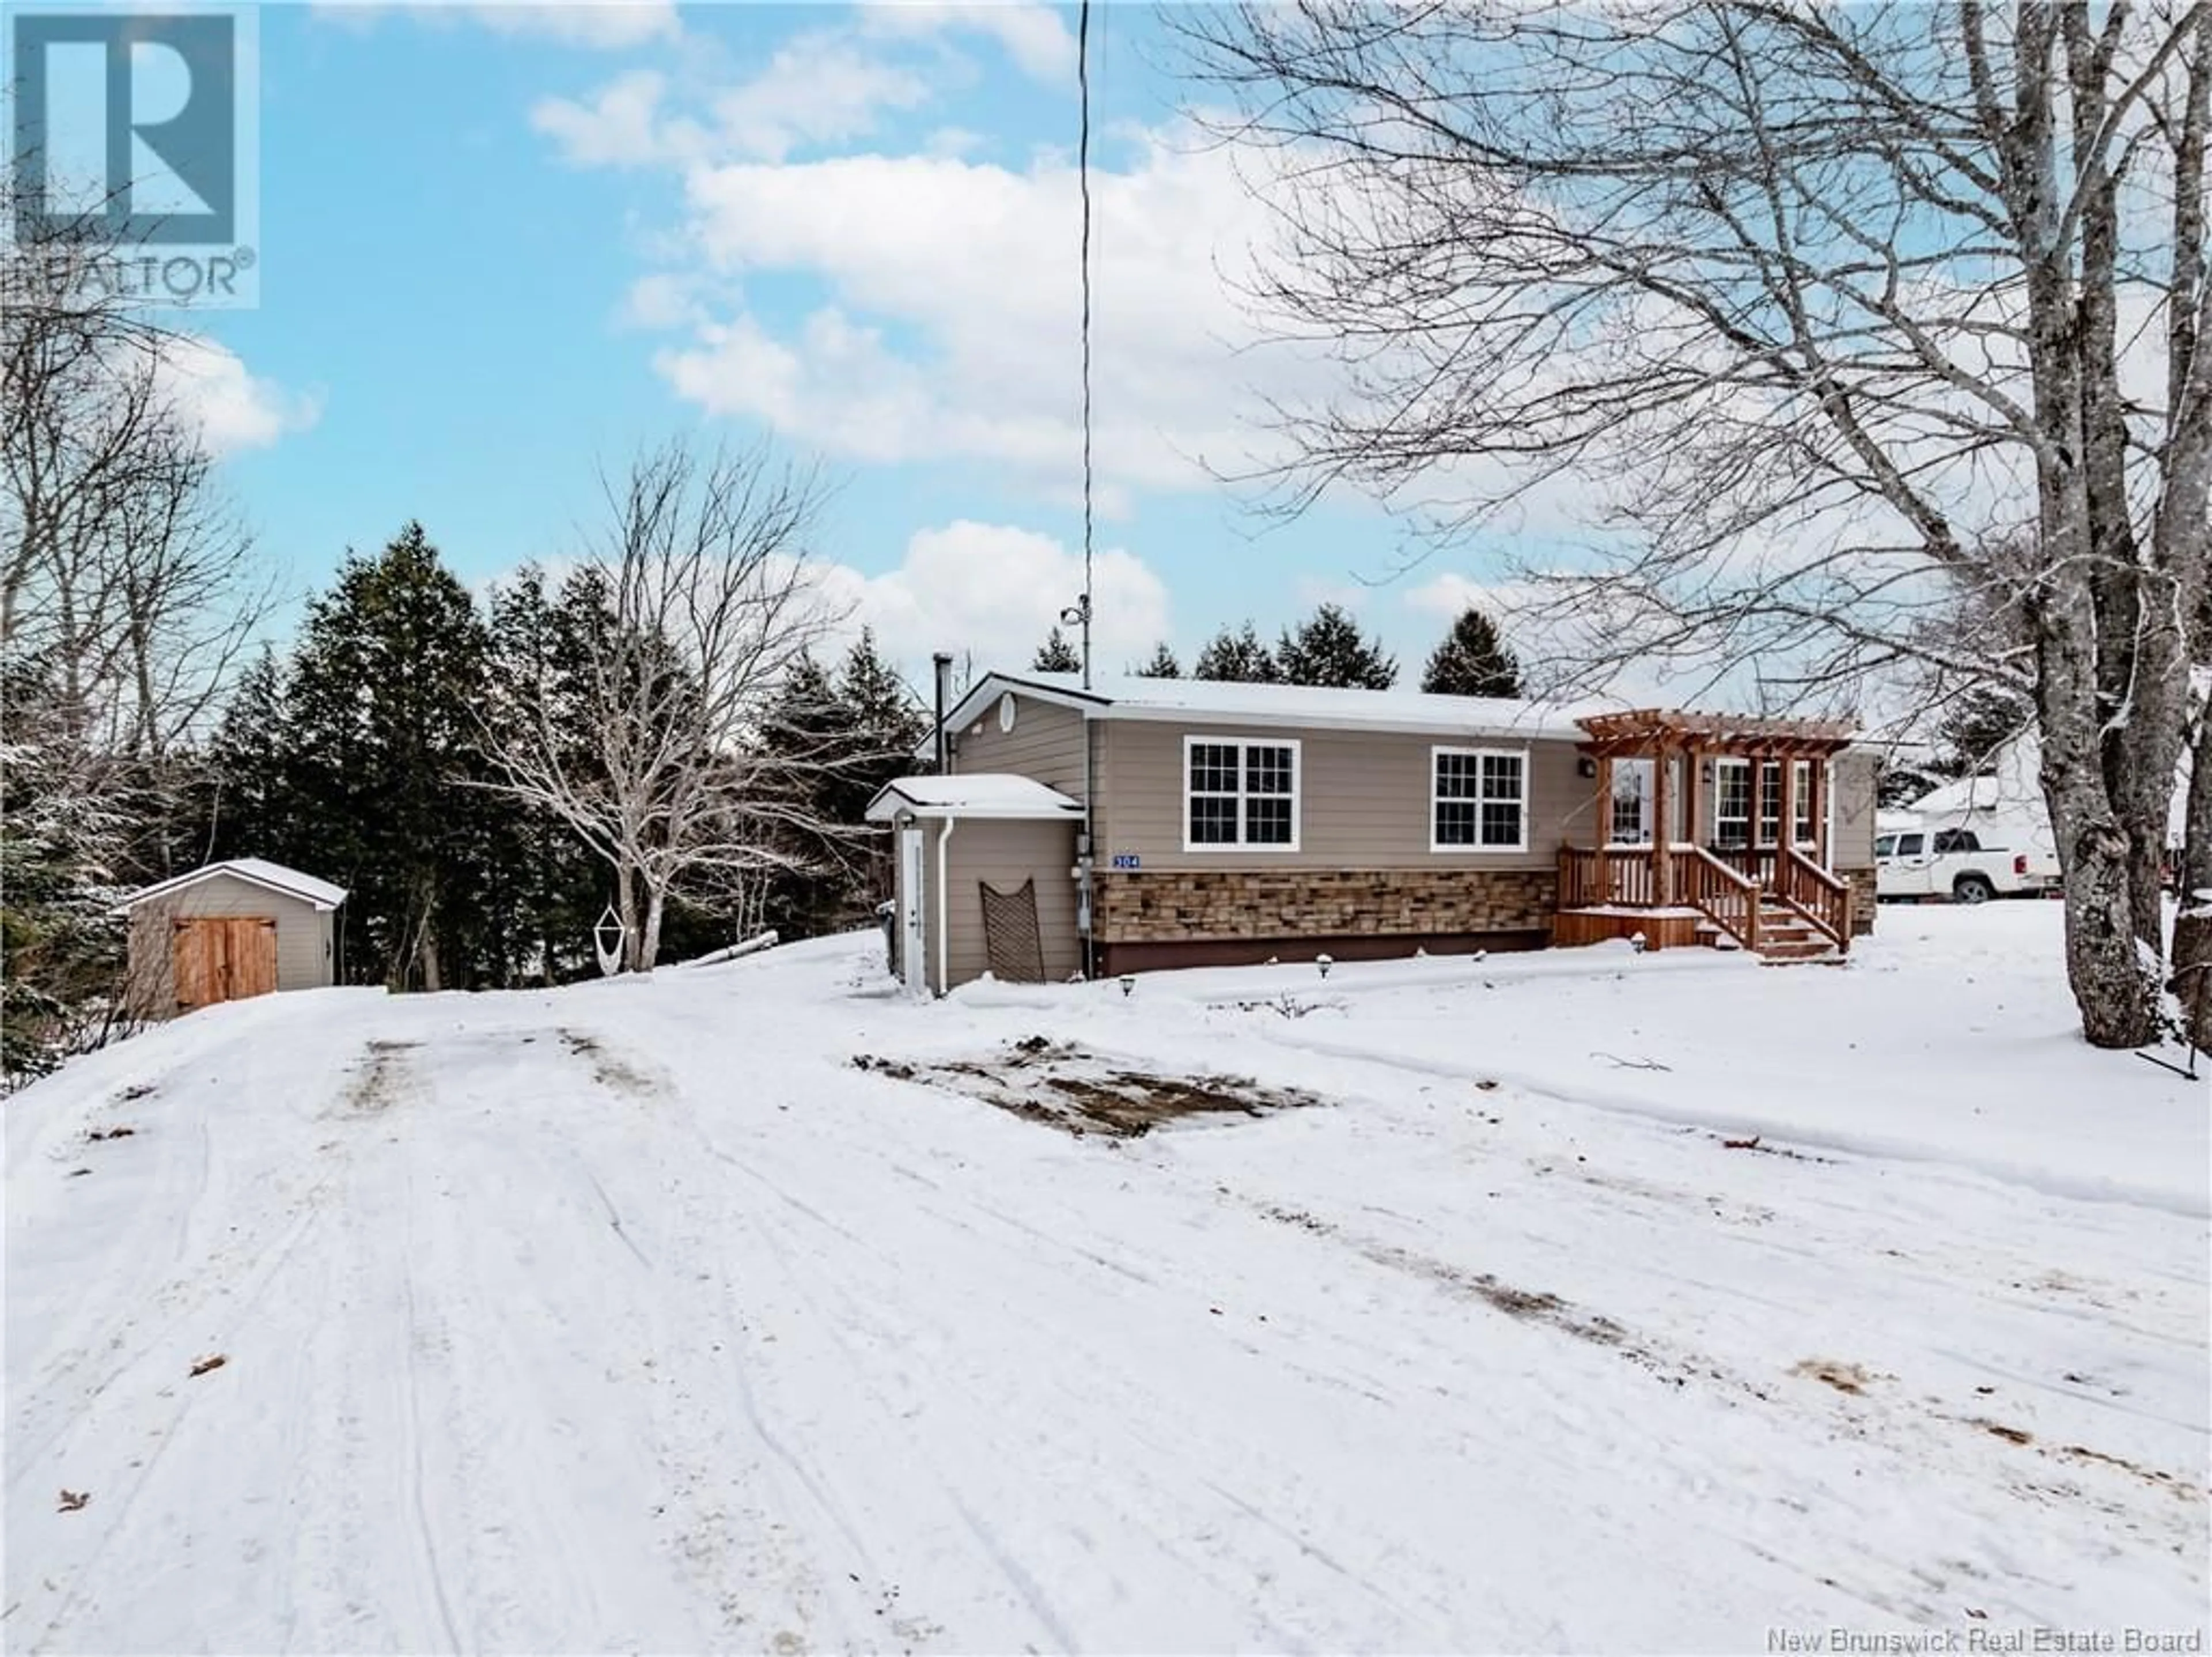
[
  {"xmin": 1096, "ymin": 867, "xmax": 1558, "ymax": 944},
  {"xmin": 1842, "ymin": 867, "xmax": 1877, "ymax": 936}
]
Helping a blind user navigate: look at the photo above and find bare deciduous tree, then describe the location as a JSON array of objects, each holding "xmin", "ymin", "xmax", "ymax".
[
  {"xmin": 1181, "ymin": 0, "xmax": 2210, "ymax": 1047},
  {"xmin": 483, "ymin": 441, "xmax": 844, "ymax": 973},
  {"xmin": 2, "ymin": 156, "xmax": 275, "ymax": 1078},
  {"xmin": 3, "ymin": 163, "xmax": 271, "ymax": 766}
]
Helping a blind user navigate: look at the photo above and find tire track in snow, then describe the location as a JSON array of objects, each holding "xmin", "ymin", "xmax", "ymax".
[
  {"xmin": 396, "ymin": 1132, "xmax": 464, "ymax": 1657},
  {"xmin": 652, "ymin": 1076, "xmax": 1467, "ymax": 1650},
  {"xmin": 543, "ymin": 1020, "xmax": 839, "ymax": 1650}
]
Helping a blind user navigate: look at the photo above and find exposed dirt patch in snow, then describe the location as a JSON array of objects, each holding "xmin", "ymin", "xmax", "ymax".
[
  {"xmin": 852, "ymin": 1036, "xmax": 1322, "ymax": 1139},
  {"xmin": 340, "ymin": 1040, "xmax": 421, "ymax": 1114},
  {"xmin": 1715, "ymin": 1133, "xmax": 1835, "ymax": 1163},
  {"xmin": 1255, "ymin": 1202, "xmax": 1642, "ymax": 1356},
  {"xmin": 1793, "ymin": 1359, "xmax": 1887, "ymax": 1395},
  {"xmin": 2051, "ymin": 1442, "xmax": 2202, "ymax": 1498},
  {"xmin": 558, "ymin": 1029, "xmax": 662, "ymax": 1099}
]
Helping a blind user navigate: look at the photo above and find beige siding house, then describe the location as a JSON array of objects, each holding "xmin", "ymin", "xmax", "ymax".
[
  {"xmin": 116, "ymin": 859, "xmax": 347, "ymax": 1017},
  {"xmin": 869, "ymin": 673, "xmax": 1878, "ymax": 993}
]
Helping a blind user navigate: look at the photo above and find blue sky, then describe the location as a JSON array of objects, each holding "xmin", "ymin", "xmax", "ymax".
[{"xmin": 161, "ymin": 1, "xmax": 1512, "ymax": 684}]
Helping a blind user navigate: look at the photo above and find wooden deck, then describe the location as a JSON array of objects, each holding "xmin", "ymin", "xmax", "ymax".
[{"xmin": 1556, "ymin": 845, "xmax": 1851, "ymax": 959}]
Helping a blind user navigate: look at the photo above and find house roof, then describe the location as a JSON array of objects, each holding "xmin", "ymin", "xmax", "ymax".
[
  {"xmin": 115, "ymin": 858, "xmax": 349, "ymax": 914},
  {"xmin": 865, "ymin": 774, "xmax": 1085, "ymax": 822},
  {"xmin": 933, "ymin": 671, "xmax": 1603, "ymax": 747}
]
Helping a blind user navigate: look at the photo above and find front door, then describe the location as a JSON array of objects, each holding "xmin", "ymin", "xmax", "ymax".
[
  {"xmin": 899, "ymin": 828, "xmax": 928, "ymax": 993},
  {"xmin": 172, "ymin": 915, "xmax": 279, "ymax": 1011}
]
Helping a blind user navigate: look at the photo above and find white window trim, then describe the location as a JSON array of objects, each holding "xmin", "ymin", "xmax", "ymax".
[
  {"xmin": 1181, "ymin": 735, "xmax": 1302, "ymax": 853},
  {"xmin": 1755, "ymin": 757, "xmax": 1785, "ymax": 849},
  {"xmin": 1791, "ymin": 758, "xmax": 1819, "ymax": 850},
  {"xmin": 1608, "ymin": 756, "xmax": 1654, "ymax": 848},
  {"xmin": 1430, "ymin": 744, "xmax": 1531, "ymax": 854},
  {"xmin": 1713, "ymin": 757, "xmax": 1752, "ymax": 848}
]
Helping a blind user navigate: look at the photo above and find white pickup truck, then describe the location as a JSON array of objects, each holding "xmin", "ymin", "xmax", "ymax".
[{"xmin": 1874, "ymin": 825, "xmax": 2060, "ymax": 903}]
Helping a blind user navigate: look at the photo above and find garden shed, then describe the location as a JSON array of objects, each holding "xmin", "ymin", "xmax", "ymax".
[{"xmin": 115, "ymin": 858, "xmax": 347, "ymax": 1017}]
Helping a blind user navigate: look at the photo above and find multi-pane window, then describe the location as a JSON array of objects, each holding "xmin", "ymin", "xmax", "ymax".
[
  {"xmin": 1184, "ymin": 739, "xmax": 1298, "ymax": 849},
  {"xmin": 1758, "ymin": 759, "xmax": 1783, "ymax": 848},
  {"xmin": 1609, "ymin": 759, "xmax": 1652, "ymax": 846},
  {"xmin": 1433, "ymin": 748, "xmax": 1528, "ymax": 851},
  {"xmin": 1793, "ymin": 759, "xmax": 1817, "ymax": 846},
  {"xmin": 1714, "ymin": 759, "xmax": 1751, "ymax": 849}
]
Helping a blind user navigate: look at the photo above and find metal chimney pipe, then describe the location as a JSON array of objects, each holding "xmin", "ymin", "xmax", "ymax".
[{"xmin": 932, "ymin": 652, "xmax": 953, "ymax": 774}]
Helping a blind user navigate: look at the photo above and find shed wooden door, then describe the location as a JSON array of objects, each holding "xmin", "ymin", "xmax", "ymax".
[{"xmin": 173, "ymin": 917, "xmax": 279, "ymax": 1010}]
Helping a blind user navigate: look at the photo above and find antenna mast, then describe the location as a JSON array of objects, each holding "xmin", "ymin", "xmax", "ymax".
[{"xmin": 1075, "ymin": 0, "xmax": 1095, "ymax": 689}]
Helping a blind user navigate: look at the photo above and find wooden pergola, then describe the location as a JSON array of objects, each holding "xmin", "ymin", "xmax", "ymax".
[{"xmin": 1562, "ymin": 708, "xmax": 1859, "ymax": 955}]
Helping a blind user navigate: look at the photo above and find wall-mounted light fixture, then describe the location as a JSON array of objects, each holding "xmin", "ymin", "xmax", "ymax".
[{"xmin": 1577, "ymin": 756, "xmax": 1598, "ymax": 778}]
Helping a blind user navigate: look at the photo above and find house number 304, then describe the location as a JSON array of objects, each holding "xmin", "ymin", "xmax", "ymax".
[{"xmin": 1111, "ymin": 853, "xmax": 1141, "ymax": 870}]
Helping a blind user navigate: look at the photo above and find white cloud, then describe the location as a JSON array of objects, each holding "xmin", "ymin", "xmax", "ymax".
[
  {"xmin": 712, "ymin": 32, "xmax": 937, "ymax": 162},
  {"xmin": 157, "ymin": 338, "xmax": 321, "ymax": 457},
  {"xmin": 535, "ymin": 30, "xmax": 942, "ymax": 168},
  {"xmin": 814, "ymin": 519, "xmax": 1169, "ymax": 678},
  {"xmin": 618, "ymin": 270, "xmax": 718, "ymax": 330},
  {"xmin": 313, "ymin": 1, "xmax": 679, "ymax": 48},
  {"xmin": 531, "ymin": 69, "xmax": 676, "ymax": 167},
  {"xmin": 471, "ymin": 1, "xmax": 678, "ymax": 48},
  {"xmin": 637, "ymin": 135, "xmax": 1331, "ymax": 510},
  {"xmin": 859, "ymin": 2, "xmax": 1078, "ymax": 84}
]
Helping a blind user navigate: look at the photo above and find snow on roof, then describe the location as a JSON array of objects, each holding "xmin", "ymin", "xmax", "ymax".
[
  {"xmin": 865, "ymin": 774, "xmax": 1085, "ymax": 822},
  {"xmin": 945, "ymin": 671, "xmax": 1603, "ymax": 741},
  {"xmin": 1906, "ymin": 727, "xmax": 2192, "ymax": 846},
  {"xmin": 116, "ymin": 857, "xmax": 349, "ymax": 914}
]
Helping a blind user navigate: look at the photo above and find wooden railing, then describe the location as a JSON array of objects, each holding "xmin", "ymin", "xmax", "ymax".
[
  {"xmin": 1558, "ymin": 846, "xmax": 1657, "ymax": 908},
  {"xmin": 1560, "ymin": 843, "xmax": 1845, "ymax": 955},
  {"xmin": 1774, "ymin": 846, "xmax": 1851, "ymax": 951},
  {"xmin": 1673, "ymin": 845, "xmax": 1761, "ymax": 952},
  {"xmin": 1708, "ymin": 845, "xmax": 1778, "ymax": 887}
]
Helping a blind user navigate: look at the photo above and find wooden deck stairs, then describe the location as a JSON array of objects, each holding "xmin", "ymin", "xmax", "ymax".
[{"xmin": 1697, "ymin": 898, "xmax": 1843, "ymax": 963}]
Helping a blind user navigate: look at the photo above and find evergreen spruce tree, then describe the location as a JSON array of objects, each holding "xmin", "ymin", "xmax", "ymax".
[
  {"xmin": 1276, "ymin": 603, "xmax": 1398, "ymax": 689},
  {"xmin": 0, "ymin": 655, "xmax": 131, "ymax": 1082},
  {"xmin": 202, "ymin": 647, "xmax": 300, "ymax": 867},
  {"xmin": 757, "ymin": 652, "xmax": 851, "ymax": 941},
  {"xmin": 282, "ymin": 523, "xmax": 501, "ymax": 990},
  {"xmin": 1191, "ymin": 621, "xmax": 1281, "ymax": 683},
  {"xmin": 1933, "ymin": 686, "xmax": 2032, "ymax": 779},
  {"xmin": 1420, "ymin": 607, "xmax": 1523, "ymax": 697},
  {"xmin": 484, "ymin": 566, "xmax": 607, "ymax": 983},
  {"xmin": 836, "ymin": 629, "xmax": 926, "ymax": 822},
  {"xmin": 1133, "ymin": 642, "xmax": 1181, "ymax": 678},
  {"xmin": 1032, "ymin": 626, "xmax": 1083, "ymax": 673}
]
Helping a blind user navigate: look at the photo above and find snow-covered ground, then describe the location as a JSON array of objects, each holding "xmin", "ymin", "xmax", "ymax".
[{"xmin": 6, "ymin": 903, "xmax": 2206, "ymax": 1654}]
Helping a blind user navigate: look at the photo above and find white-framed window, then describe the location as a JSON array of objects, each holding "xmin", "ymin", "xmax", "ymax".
[
  {"xmin": 1792, "ymin": 759, "xmax": 1817, "ymax": 846},
  {"xmin": 1432, "ymin": 746, "xmax": 1529, "ymax": 852},
  {"xmin": 1183, "ymin": 736, "xmax": 1300, "ymax": 850},
  {"xmin": 1713, "ymin": 758, "xmax": 1751, "ymax": 849},
  {"xmin": 1757, "ymin": 759, "xmax": 1783, "ymax": 848}
]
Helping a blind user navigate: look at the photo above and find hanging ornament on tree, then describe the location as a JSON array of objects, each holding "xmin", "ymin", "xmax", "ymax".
[{"xmin": 593, "ymin": 903, "xmax": 628, "ymax": 978}]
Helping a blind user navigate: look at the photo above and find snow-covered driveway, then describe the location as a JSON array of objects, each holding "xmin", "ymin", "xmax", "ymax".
[{"xmin": 6, "ymin": 906, "xmax": 2206, "ymax": 1653}]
